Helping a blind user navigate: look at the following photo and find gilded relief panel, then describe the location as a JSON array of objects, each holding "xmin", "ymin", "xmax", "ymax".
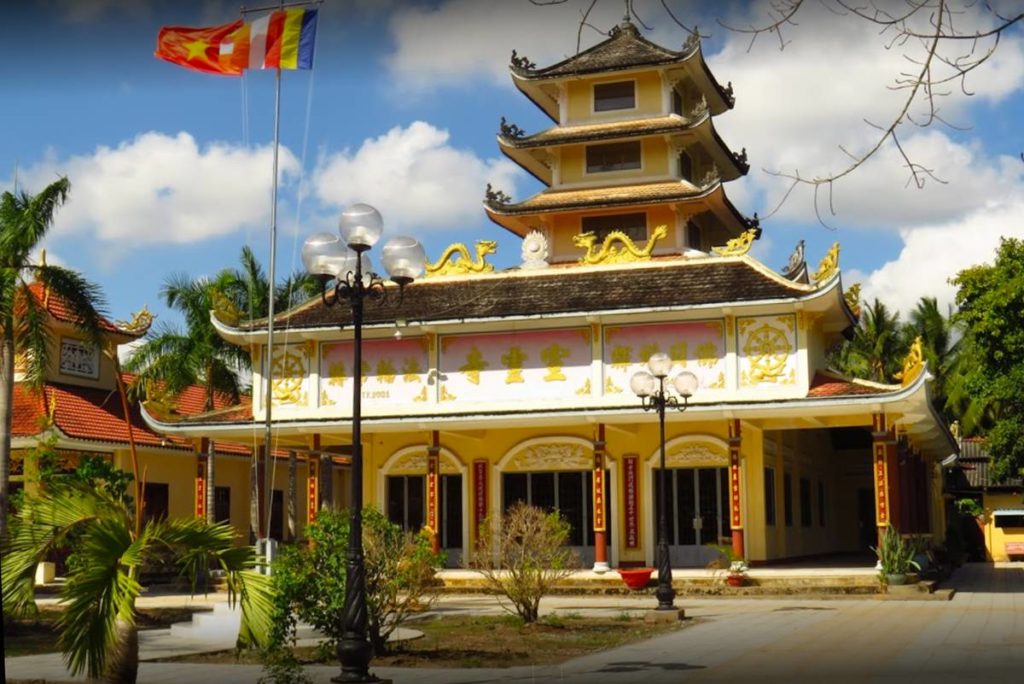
[
  {"xmin": 602, "ymin": 321, "xmax": 727, "ymax": 395},
  {"xmin": 439, "ymin": 328, "xmax": 591, "ymax": 402},
  {"xmin": 268, "ymin": 341, "xmax": 312, "ymax": 409},
  {"xmin": 737, "ymin": 314, "xmax": 798, "ymax": 387},
  {"xmin": 319, "ymin": 337, "xmax": 430, "ymax": 407}
]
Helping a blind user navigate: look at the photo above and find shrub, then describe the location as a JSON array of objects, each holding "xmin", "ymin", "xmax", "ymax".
[
  {"xmin": 267, "ymin": 508, "xmax": 443, "ymax": 657},
  {"xmin": 468, "ymin": 502, "xmax": 578, "ymax": 623}
]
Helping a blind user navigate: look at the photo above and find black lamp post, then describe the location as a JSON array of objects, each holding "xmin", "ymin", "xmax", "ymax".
[
  {"xmin": 302, "ymin": 203, "xmax": 425, "ymax": 683},
  {"xmin": 630, "ymin": 353, "xmax": 698, "ymax": 611}
]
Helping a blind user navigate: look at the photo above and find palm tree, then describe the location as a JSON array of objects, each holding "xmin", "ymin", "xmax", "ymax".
[
  {"xmin": 831, "ymin": 298, "xmax": 906, "ymax": 383},
  {"xmin": 125, "ymin": 274, "xmax": 248, "ymax": 523},
  {"xmin": 905, "ymin": 296, "xmax": 959, "ymax": 412},
  {"xmin": 1, "ymin": 479, "xmax": 273, "ymax": 682},
  {"xmin": 0, "ymin": 177, "xmax": 108, "ymax": 538}
]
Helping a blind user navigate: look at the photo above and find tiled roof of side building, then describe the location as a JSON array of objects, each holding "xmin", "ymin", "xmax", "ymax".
[
  {"xmin": 12, "ymin": 378, "xmax": 254, "ymax": 456},
  {"xmin": 26, "ymin": 282, "xmax": 148, "ymax": 338},
  {"xmin": 240, "ymin": 258, "xmax": 815, "ymax": 332}
]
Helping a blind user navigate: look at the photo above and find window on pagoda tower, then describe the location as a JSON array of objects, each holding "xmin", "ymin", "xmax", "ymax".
[
  {"xmin": 594, "ymin": 81, "xmax": 635, "ymax": 111},
  {"xmin": 678, "ymin": 150, "xmax": 694, "ymax": 182},
  {"xmin": 672, "ymin": 89, "xmax": 683, "ymax": 116},
  {"xmin": 582, "ymin": 212, "xmax": 647, "ymax": 243},
  {"xmin": 586, "ymin": 141, "xmax": 641, "ymax": 173}
]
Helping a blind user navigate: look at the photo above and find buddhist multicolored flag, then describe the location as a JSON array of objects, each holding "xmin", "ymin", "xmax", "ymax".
[{"xmin": 156, "ymin": 8, "xmax": 318, "ymax": 76}]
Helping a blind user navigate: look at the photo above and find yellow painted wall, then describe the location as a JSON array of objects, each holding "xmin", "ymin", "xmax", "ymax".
[
  {"xmin": 112, "ymin": 447, "xmax": 196, "ymax": 522},
  {"xmin": 559, "ymin": 138, "xmax": 670, "ymax": 184},
  {"xmin": 566, "ymin": 71, "xmax": 663, "ymax": 122},
  {"xmin": 740, "ymin": 425, "xmax": 767, "ymax": 561},
  {"xmin": 983, "ymin": 493, "xmax": 1024, "ymax": 561}
]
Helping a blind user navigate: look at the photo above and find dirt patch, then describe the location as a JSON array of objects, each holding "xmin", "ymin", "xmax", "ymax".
[{"xmin": 157, "ymin": 613, "xmax": 692, "ymax": 669}]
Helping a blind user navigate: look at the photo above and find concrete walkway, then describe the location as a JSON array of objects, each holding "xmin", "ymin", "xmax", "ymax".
[{"xmin": 6, "ymin": 562, "xmax": 1024, "ymax": 683}]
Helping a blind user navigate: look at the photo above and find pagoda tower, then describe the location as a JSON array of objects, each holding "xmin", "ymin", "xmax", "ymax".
[{"xmin": 486, "ymin": 18, "xmax": 755, "ymax": 263}]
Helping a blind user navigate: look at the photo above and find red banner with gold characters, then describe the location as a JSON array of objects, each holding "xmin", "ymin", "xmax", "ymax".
[
  {"xmin": 195, "ymin": 476, "xmax": 206, "ymax": 518},
  {"xmin": 593, "ymin": 452, "xmax": 606, "ymax": 532},
  {"xmin": 874, "ymin": 444, "xmax": 889, "ymax": 525},
  {"xmin": 728, "ymin": 420, "xmax": 743, "ymax": 529},
  {"xmin": 426, "ymin": 451, "xmax": 439, "ymax": 532},
  {"xmin": 624, "ymin": 455, "xmax": 639, "ymax": 548},
  {"xmin": 473, "ymin": 460, "xmax": 488, "ymax": 537},
  {"xmin": 307, "ymin": 459, "xmax": 319, "ymax": 524}
]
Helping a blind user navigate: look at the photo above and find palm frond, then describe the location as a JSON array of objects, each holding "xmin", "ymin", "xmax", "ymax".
[
  {"xmin": 0, "ymin": 178, "xmax": 70, "ymax": 260},
  {"xmin": 1, "ymin": 482, "xmax": 119, "ymax": 619},
  {"xmin": 58, "ymin": 517, "xmax": 143, "ymax": 678},
  {"xmin": 15, "ymin": 280, "xmax": 52, "ymax": 388}
]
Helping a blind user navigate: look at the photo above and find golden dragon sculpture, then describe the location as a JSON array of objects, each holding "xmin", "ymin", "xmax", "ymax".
[
  {"xmin": 426, "ymin": 240, "xmax": 497, "ymax": 277},
  {"xmin": 573, "ymin": 224, "xmax": 668, "ymax": 265}
]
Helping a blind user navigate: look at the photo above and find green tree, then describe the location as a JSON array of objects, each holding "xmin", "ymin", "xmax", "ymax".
[
  {"xmin": 831, "ymin": 298, "xmax": 906, "ymax": 383},
  {"xmin": 950, "ymin": 237, "xmax": 1024, "ymax": 480},
  {"xmin": 124, "ymin": 273, "xmax": 248, "ymax": 523},
  {"xmin": 214, "ymin": 245, "xmax": 322, "ymax": 323},
  {"xmin": 0, "ymin": 177, "xmax": 108, "ymax": 539},
  {"xmin": 1, "ymin": 479, "xmax": 273, "ymax": 682}
]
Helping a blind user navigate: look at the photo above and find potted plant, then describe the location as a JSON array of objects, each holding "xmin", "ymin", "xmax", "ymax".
[
  {"xmin": 705, "ymin": 543, "xmax": 749, "ymax": 587},
  {"xmin": 871, "ymin": 525, "xmax": 921, "ymax": 586},
  {"xmin": 726, "ymin": 560, "xmax": 749, "ymax": 587}
]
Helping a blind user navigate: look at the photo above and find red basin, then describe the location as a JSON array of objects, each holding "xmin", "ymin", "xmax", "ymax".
[{"xmin": 618, "ymin": 568, "xmax": 654, "ymax": 589}]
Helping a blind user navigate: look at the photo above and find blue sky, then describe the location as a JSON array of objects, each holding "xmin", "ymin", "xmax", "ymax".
[{"xmin": 3, "ymin": 0, "xmax": 1023, "ymax": 335}]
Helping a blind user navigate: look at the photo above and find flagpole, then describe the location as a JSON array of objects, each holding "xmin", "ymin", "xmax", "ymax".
[{"xmin": 263, "ymin": 62, "xmax": 282, "ymax": 543}]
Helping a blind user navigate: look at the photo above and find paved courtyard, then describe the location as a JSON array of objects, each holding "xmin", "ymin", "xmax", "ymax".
[{"xmin": 6, "ymin": 562, "xmax": 1023, "ymax": 683}]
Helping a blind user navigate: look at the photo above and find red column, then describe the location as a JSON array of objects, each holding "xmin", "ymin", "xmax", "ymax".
[
  {"xmin": 592, "ymin": 424, "xmax": 608, "ymax": 572},
  {"xmin": 871, "ymin": 413, "xmax": 896, "ymax": 545},
  {"xmin": 307, "ymin": 452, "xmax": 319, "ymax": 526},
  {"xmin": 426, "ymin": 431, "xmax": 441, "ymax": 553},
  {"xmin": 728, "ymin": 420, "xmax": 744, "ymax": 559}
]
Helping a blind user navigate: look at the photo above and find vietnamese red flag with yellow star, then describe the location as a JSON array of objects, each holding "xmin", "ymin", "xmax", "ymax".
[{"xmin": 155, "ymin": 20, "xmax": 246, "ymax": 75}]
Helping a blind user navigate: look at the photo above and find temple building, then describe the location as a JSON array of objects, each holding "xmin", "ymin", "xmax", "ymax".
[{"xmin": 143, "ymin": 20, "xmax": 957, "ymax": 569}]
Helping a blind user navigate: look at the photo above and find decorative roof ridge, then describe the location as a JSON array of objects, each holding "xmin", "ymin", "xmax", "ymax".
[
  {"xmin": 817, "ymin": 368, "xmax": 902, "ymax": 391},
  {"xmin": 509, "ymin": 20, "xmax": 692, "ymax": 80},
  {"xmin": 733, "ymin": 254, "xmax": 818, "ymax": 293}
]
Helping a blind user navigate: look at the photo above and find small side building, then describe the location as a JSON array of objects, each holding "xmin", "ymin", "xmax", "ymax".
[{"xmin": 955, "ymin": 438, "xmax": 1024, "ymax": 561}]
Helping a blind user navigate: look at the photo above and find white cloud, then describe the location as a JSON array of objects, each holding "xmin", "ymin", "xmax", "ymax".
[
  {"xmin": 386, "ymin": 0, "xmax": 635, "ymax": 91},
  {"xmin": 312, "ymin": 121, "xmax": 521, "ymax": 233},
  {"xmin": 859, "ymin": 198, "xmax": 1024, "ymax": 315},
  {"xmin": 19, "ymin": 131, "xmax": 298, "ymax": 250}
]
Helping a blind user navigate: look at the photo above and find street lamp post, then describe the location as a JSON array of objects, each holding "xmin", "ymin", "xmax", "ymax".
[
  {"xmin": 630, "ymin": 353, "xmax": 698, "ymax": 611},
  {"xmin": 302, "ymin": 203, "xmax": 425, "ymax": 684}
]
